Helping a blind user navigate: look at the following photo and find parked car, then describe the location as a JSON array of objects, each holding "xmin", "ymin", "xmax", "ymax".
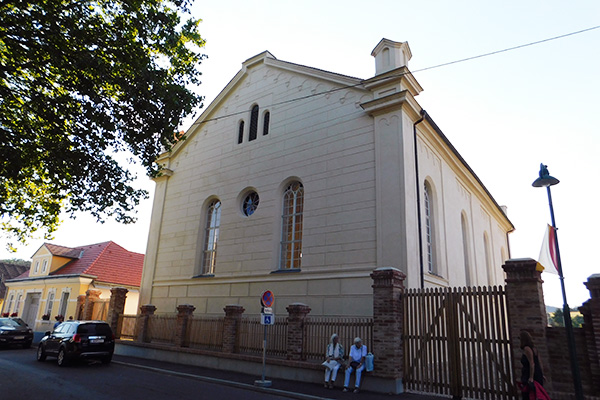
[
  {"xmin": 0, "ymin": 317, "xmax": 34, "ymax": 348},
  {"xmin": 37, "ymin": 320, "xmax": 115, "ymax": 366}
]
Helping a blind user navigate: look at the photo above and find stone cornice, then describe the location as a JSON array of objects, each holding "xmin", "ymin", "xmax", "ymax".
[{"xmin": 360, "ymin": 90, "xmax": 421, "ymax": 117}]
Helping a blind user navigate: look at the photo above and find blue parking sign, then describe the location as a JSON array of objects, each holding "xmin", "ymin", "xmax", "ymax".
[{"xmin": 261, "ymin": 313, "xmax": 274, "ymax": 325}]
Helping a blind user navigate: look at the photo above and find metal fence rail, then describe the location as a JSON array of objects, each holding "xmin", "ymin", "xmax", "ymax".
[{"xmin": 303, "ymin": 316, "xmax": 373, "ymax": 361}]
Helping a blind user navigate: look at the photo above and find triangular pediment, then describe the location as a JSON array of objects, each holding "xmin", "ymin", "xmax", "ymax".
[{"xmin": 159, "ymin": 51, "xmax": 369, "ymax": 162}]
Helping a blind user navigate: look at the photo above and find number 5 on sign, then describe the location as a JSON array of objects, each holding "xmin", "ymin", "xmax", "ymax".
[{"xmin": 261, "ymin": 314, "xmax": 274, "ymax": 325}]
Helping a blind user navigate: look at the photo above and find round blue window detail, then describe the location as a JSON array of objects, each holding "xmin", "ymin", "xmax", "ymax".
[{"xmin": 242, "ymin": 192, "xmax": 260, "ymax": 216}]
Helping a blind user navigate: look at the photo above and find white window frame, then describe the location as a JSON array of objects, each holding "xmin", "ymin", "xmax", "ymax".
[
  {"xmin": 201, "ymin": 200, "xmax": 221, "ymax": 275},
  {"xmin": 41, "ymin": 259, "xmax": 48, "ymax": 273},
  {"xmin": 45, "ymin": 291, "xmax": 55, "ymax": 317},
  {"xmin": 280, "ymin": 182, "xmax": 304, "ymax": 270}
]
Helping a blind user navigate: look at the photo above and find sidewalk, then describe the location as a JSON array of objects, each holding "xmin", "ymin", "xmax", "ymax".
[{"xmin": 113, "ymin": 354, "xmax": 449, "ymax": 400}]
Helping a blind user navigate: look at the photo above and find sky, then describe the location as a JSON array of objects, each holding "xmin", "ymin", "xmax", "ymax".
[{"xmin": 2, "ymin": 0, "xmax": 599, "ymax": 308}]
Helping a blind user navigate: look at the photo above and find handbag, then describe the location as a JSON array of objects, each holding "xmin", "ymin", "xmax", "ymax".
[{"xmin": 365, "ymin": 353, "xmax": 374, "ymax": 372}]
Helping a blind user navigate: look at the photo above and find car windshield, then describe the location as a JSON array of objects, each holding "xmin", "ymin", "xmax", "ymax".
[
  {"xmin": 0, "ymin": 318, "xmax": 22, "ymax": 327},
  {"xmin": 77, "ymin": 323, "xmax": 112, "ymax": 336}
]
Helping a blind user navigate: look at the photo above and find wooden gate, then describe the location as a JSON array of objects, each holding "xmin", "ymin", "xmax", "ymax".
[{"xmin": 403, "ymin": 286, "xmax": 517, "ymax": 399}]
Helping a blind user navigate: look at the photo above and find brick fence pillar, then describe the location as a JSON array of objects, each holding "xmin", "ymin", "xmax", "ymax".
[
  {"xmin": 580, "ymin": 274, "xmax": 600, "ymax": 394},
  {"xmin": 503, "ymin": 258, "xmax": 553, "ymax": 390},
  {"xmin": 222, "ymin": 305, "xmax": 245, "ymax": 353},
  {"xmin": 370, "ymin": 267, "xmax": 406, "ymax": 381},
  {"xmin": 136, "ymin": 304, "xmax": 156, "ymax": 343},
  {"xmin": 83, "ymin": 289, "xmax": 102, "ymax": 320},
  {"xmin": 107, "ymin": 288, "xmax": 128, "ymax": 338},
  {"xmin": 75, "ymin": 295, "xmax": 86, "ymax": 320},
  {"xmin": 175, "ymin": 304, "xmax": 195, "ymax": 347},
  {"xmin": 286, "ymin": 303, "xmax": 311, "ymax": 360}
]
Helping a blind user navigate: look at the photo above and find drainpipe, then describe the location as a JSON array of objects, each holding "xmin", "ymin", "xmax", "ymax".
[{"xmin": 414, "ymin": 110, "xmax": 427, "ymax": 289}]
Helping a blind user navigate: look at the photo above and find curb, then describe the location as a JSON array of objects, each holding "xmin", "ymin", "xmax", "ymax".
[{"xmin": 113, "ymin": 360, "xmax": 334, "ymax": 400}]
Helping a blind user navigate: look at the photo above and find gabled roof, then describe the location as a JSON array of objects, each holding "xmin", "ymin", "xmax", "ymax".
[
  {"xmin": 12, "ymin": 241, "xmax": 144, "ymax": 287},
  {"xmin": 159, "ymin": 50, "xmax": 367, "ymax": 163},
  {"xmin": 43, "ymin": 243, "xmax": 82, "ymax": 259},
  {"xmin": 0, "ymin": 262, "xmax": 29, "ymax": 299}
]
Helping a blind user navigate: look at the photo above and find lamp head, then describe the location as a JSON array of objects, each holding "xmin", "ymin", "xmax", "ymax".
[{"xmin": 532, "ymin": 163, "xmax": 560, "ymax": 187}]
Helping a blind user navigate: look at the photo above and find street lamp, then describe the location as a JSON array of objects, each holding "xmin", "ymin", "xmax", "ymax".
[{"xmin": 532, "ymin": 163, "xmax": 583, "ymax": 400}]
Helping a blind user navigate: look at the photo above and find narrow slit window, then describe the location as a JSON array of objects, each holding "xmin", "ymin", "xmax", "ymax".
[
  {"xmin": 249, "ymin": 105, "xmax": 259, "ymax": 141},
  {"xmin": 263, "ymin": 112, "xmax": 270, "ymax": 136},
  {"xmin": 238, "ymin": 121, "xmax": 245, "ymax": 144}
]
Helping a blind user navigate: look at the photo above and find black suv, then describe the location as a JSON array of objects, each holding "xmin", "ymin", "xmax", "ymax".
[
  {"xmin": 37, "ymin": 320, "xmax": 115, "ymax": 366},
  {"xmin": 0, "ymin": 317, "xmax": 33, "ymax": 348}
]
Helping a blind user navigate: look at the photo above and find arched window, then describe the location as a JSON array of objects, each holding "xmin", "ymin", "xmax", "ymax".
[
  {"xmin": 280, "ymin": 182, "xmax": 304, "ymax": 270},
  {"xmin": 484, "ymin": 233, "xmax": 493, "ymax": 285},
  {"xmin": 263, "ymin": 111, "xmax": 270, "ymax": 136},
  {"xmin": 202, "ymin": 200, "xmax": 221, "ymax": 275},
  {"xmin": 249, "ymin": 105, "xmax": 259, "ymax": 141},
  {"xmin": 461, "ymin": 214, "xmax": 472, "ymax": 286},
  {"xmin": 424, "ymin": 181, "xmax": 436, "ymax": 274},
  {"xmin": 238, "ymin": 121, "xmax": 245, "ymax": 144}
]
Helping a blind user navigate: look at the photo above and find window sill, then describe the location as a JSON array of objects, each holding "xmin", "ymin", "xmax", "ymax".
[
  {"xmin": 270, "ymin": 269, "xmax": 301, "ymax": 274},
  {"xmin": 192, "ymin": 274, "xmax": 215, "ymax": 279}
]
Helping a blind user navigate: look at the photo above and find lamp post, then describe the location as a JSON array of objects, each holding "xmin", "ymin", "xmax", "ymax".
[{"xmin": 532, "ymin": 163, "xmax": 583, "ymax": 400}]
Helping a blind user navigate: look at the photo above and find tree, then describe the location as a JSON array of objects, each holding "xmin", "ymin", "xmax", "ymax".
[
  {"xmin": 549, "ymin": 309, "xmax": 565, "ymax": 327},
  {"xmin": 0, "ymin": 0, "xmax": 206, "ymax": 249}
]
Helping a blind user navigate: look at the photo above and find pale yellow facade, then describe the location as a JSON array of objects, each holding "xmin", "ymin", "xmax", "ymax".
[{"xmin": 2, "ymin": 245, "xmax": 140, "ymax": 331}]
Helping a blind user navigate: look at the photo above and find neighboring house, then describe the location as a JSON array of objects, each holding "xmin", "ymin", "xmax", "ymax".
[
  {"xmin": 3, "ymin": 241, "xmax": 143, "ymax": 330},
  {"xmin": 140, "ymin": 38, "xmax": 514, "ymax": 317},
  {"xmin": 0, "ymin": 261, "xmax": 29, "ymax": 314}
]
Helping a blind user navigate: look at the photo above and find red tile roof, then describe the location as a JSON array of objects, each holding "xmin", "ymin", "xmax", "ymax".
[{"xmin": 13, "ymin": 241, "xmax": 144, "ymax": 287}]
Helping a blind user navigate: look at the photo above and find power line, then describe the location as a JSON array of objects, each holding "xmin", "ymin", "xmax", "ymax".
[{"xmin": 189, "ymin": 25, "xmax": 600, "ymax": 128}]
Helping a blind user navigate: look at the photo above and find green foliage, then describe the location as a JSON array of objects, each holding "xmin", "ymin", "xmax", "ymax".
[
  {"xmin": 0, "ymin": 0, "xmax": 206, "ymax": 249},
  {"xmin": 571, "ymin": 314, "xmax": 583, "ymax": 328},
  {"xmin": 549, "ymin": 309, "xmax": 565, "ymax": 327}
]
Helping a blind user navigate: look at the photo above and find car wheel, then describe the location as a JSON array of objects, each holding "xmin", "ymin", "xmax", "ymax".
[
  {"xmin": 57, "ymin": 348, "xmax": 68, "ymax": 367},
  {"xmin": 22, "ymin": 341, "xmax": 32, "ymax": 349},
  {"xmin": 36, "ymin": 344, "xmax": 46, "ymax": 361},
  {"xmin": 101, "ymin": 354, "xmax": 113, "ymax": 364}
]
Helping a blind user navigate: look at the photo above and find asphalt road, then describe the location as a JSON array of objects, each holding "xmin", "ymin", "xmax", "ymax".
[{"xmin": 0, "ymin": 346, "xmax": 297, "ymax": 400}]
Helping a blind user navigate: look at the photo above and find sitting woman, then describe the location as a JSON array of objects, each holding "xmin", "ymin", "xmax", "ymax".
[
  {"xmin": 323, "ymin": 333, "xmax": 344, "ymax": 389},
  {"xmin": 344, "ymin": 337, "xmax": 367, "ymax": 393}
]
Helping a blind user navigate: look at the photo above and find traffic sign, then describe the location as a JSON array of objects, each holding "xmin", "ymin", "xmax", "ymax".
[
  {"xmin": 261, "ymin": 290, "xmax": 274, "ymax": 308},
  {"xmin": 262, "ymin": 307, "xmax": 273, "ymax": 314},
  {"xmin": 261, "ymin": 313, "xmax": 275, "ymax": 325}
]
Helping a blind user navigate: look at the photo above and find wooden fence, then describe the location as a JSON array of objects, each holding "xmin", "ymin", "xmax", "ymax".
[
  {"xmin": 117, "ymin": 314, "xmax": 138, "ymax": 339},
  {"xmin": 238, "ymin": 315, "xmax": 288, "ymax": 357},
  {"xmin": 187, "ymin": 316, "xmax": 224, "ymax": 351},
  {"xmin": 303, "ymin": 316, "xmax": 373, "ymax": 361},
  {"xmin": 403, "ymin": 286, "xmax": 516, "ymax": 400},
  {"xmin": 147, "ymin": 314, "xmax": 178, "ymax": 345}
]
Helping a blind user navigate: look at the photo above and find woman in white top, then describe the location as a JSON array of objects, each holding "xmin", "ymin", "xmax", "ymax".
[{"xmin": 323, "ymin": 333, "xmax": 344, "ymax": 389}]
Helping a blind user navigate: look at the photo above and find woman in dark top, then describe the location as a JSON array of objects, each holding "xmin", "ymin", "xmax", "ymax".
[{"xmin": 520, "ymin": 330, "xmax": 545, "ymax": 399}]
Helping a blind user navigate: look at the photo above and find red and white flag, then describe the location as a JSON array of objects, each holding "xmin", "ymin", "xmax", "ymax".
[{"xmin": 538, "ymin": 224, "xmax": 559, "ymax": 275}]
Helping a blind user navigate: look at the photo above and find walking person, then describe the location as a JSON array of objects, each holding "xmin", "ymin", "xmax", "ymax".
[
  {"xmin": 343, "ymin": 337, "xmax": 367, "ymax": 393},
  {"xmin": 323, "ymin": 333, "xmax": 344, "ymax": 389},
  {"xmin": 520, "ymin": 330, "xmax": 546, "ymax": 400}
]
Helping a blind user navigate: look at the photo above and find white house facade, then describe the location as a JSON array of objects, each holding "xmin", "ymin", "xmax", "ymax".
[{"xmin": 139, "ymin": 39, "xmax": 514, "ymax": 317}]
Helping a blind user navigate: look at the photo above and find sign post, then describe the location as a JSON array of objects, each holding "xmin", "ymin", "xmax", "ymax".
[{"xmin": 254, "ymin": 291, "xmax": 274, "ymax": 388}]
